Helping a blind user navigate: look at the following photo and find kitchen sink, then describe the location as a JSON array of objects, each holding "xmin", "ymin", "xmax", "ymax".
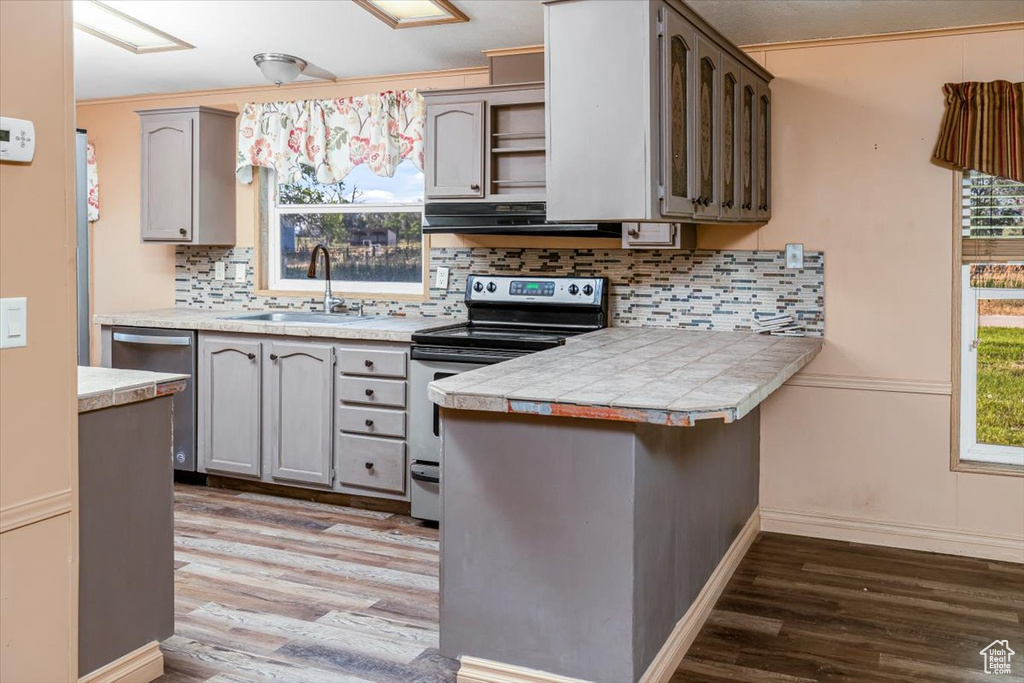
[{"xmin": 224, "ymin": 312, "xmax": 379, "ymax": 325}]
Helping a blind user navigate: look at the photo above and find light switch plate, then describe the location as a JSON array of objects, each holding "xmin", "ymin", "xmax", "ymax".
[
  {"xmin": 234, "ymin": 263, "xmax": 246, "ymax": 283},
  {"xmin": 785, "ymin": 243, "xmax": 804, "ymax": 269},
  {"xmin": 0, "ymin": 297, "xmax": 27, "ymax": 349},
  {"xmin": 435, "ymin": 266, "xmax": 450, "ymax": 290},
  {"xmin": 215, "ymin": 261, "xmax": 226, "ymax": 280}
]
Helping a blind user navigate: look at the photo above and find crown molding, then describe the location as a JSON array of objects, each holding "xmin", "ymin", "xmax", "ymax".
[{"xmin": 741, "ymin": 21, "xmax": 1024, "ymax": 53}]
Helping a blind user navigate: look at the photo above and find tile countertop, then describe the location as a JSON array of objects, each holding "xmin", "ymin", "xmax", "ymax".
[
  {"xmin": 78, "ymin": 366, "xmax": 189, "ymax": 414},
  {"xmin": 428, "ymin": 327, "xmax": 823, "ymax": 427},
  {"xmin": 93, "ymin": 308, "xmax": 463, "ymax": 343}
]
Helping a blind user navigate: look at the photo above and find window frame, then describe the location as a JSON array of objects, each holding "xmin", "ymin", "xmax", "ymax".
[
  {"xmin": 262, "ymin": 168, "xmax": 428, "ymax": 298},
  {"xmin": 950, "ymin": 170, "xmax": 1024, "ymax": 476}
]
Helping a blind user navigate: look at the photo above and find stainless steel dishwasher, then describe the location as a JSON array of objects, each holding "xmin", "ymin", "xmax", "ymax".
[{"xmin": 110, "ymin": 327, "xmax": 198, "ymax": 472}]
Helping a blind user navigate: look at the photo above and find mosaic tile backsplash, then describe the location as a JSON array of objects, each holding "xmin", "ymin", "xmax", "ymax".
[{"xmin": 176, "ymin": 246, "xmax": 825, "ymax": 335}]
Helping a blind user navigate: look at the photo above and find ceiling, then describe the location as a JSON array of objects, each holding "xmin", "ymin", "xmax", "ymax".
[{"xmin": 74, "ymin": 0, "xmax": 1024, "ymax": 101}]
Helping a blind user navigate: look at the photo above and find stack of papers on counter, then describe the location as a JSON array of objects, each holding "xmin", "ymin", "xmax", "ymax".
[{"xmin": 754, "ymin": 314, "xmax": 806, "ymax": 337}]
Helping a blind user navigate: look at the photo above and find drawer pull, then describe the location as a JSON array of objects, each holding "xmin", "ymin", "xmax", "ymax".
[
  {"xmin": 364, "ymin": 359, "xmax": 374, "ymax": 368},
  {"xmin": 364, "ymin": 419, "xmax": 374, "ymax": 427},
  {"xmin": 365, "ymin": 461, "xmax": 374, "ymax": 470},
  {"xmin": 365, "ymin": 389, "xmax": 374, "ymax": 397}
]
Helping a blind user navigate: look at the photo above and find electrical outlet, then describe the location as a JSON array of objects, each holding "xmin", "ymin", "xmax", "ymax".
[
  {"xmin": 234, "ymin": 263, "xmax": 246, "ymax": 283},
  {"xmin": 214, "ymin": 261, "xmax": 226, "ymax": 281},
  {"xmin": 785, "ymin": 243, "xmax": 804, "ymax": 269},
  {"xmin": 435, "ymin": 266, "xmax": 450, "ymax": 290}
]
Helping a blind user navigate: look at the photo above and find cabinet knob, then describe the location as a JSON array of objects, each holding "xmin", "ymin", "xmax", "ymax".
[
  {"xmin": 364, "ymin": 359, "xmax": 374, "ymax": 368},
  {"xmin": 365, "ymin": 461, "xmax": 374, "ymax": 470},
  {"xmin": 470, "ymin": 183, "xmax": 480, "ymax": 191},
  {"xmin": 723, "ymin": 201, "xmax": 733, "ymax": 209},
  {"xmin": 364, "ymin": 388, "xmax": 374, "ymax": 397},
  {"xmin": 247, "ymin": 352, "xmax": 256, "ymax": 360},
  {"xmin": 270, "ymin": 353, "xmax": 278, "ymax": 361},
  {"xmin": 627, "ymin": 226, "xmax": 640, "ymax": 238},
  {"xmin": 178, "ymin": 228, "xmax": 187, "ymax": 236},
  {"xmin": 364, "ymin": 419, "xmax": 374, "ymax": 427}
]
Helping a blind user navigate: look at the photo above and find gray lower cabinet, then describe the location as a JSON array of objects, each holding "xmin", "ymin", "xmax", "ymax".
[
  {"xmin": 198, "ymin": 336, "xmax": 263, "ymax": 478},
  {"xmin": 198, "ymin": 333, "xmax": 411, "ymax": 501},
  {"xmin": 265, "ymin": 341, "xmax": 335, "ymax": 486}
]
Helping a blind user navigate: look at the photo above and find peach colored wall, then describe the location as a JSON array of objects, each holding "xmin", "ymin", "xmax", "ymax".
[
  {"xmin": 0, "ymin": 1, "xmax": 78, "ymax": 680},
  {"xmin": 752, "ymin": 27, "xmax": 1024, "ymax": 555},
  {"xmin": 76, "ymin": 68, "xmax": 491, "ymax": 363}
]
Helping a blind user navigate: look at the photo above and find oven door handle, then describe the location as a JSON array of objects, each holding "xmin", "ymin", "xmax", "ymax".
[{"xmin": 411, "ymin": 463, "xmax": 440, "ymax": 484}]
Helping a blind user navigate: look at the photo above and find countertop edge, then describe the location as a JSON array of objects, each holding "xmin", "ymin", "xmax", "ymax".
[{"xmin": 78, "ymin": 367, "xmax": 189, "ymax": 414}]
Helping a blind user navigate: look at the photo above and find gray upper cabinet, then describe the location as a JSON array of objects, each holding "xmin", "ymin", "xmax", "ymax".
[
  {"xmin": 719, "ymin": 52, "xmax": 742, "ymax": 221},
  {"xmin": 138, "ymin": 106, "xmax": 237, "ymax": 245},
  {"xmin": 265, "ymin": 341, "xmax": 335, "ymax": 487},
  {"xmin": 544, "ymin": 0, "xmax": 772, "ymax": 226},
  {"xmin": 199, "ymin": 336, "xmax": 262, "ymax": 478},
  {"xmin": 424, "ymin": 83, "xmax": 547, "ymax": 203},
  {"xmin": 425, "ymin": 101, "xmax": 485, "ymax": 199}
]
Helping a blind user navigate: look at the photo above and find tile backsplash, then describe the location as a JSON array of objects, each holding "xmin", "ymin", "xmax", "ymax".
[{"xmin": 176, "ymin": 246, "xmax": 825, "ymax": 335}]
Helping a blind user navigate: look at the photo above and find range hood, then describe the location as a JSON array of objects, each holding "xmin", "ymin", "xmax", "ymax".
[{"xmin": 422, "ymin": 202, "xmax": 621, "ymax": 238}]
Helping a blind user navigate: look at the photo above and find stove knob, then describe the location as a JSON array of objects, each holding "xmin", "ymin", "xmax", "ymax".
[
  {"xmin": 583, "ymin": 284, "xmax": 594, "ymax": 296},
  {"xmin": 568, "ymin": 284, "xmax": 579, "ymax": 295},
  {"xmin": 486, "ymin": 281, "xmax": 497, "ymax": 293},
  {"xmin": 473, "ymin": 281, "xmax": 484, "ymax": 292}
]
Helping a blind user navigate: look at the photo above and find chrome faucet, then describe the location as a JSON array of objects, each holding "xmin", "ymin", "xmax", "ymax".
[{"xmin": 306, "ymin": 244, "xmax": 342, "ymax": 313}]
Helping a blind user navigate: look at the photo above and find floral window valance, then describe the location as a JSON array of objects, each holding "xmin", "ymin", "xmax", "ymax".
[
  {"xmin": 86, "ymin": 141, "xmax": 100, "ymax": 222},
  {"xmin": 933, "ymin": 80, "xmax": 1024, "ymax": 182},
  {"xmin": 235, "ymin": 90, "xmax": 425, "ymax": 185}
]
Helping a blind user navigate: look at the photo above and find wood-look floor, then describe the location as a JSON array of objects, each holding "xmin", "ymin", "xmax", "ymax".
[
  {"xmin": 158, "ymin": 484, "xmax": 456, "ymax": 683},
  {"xmin": 674, "ymin": 532, "xmax": 1024, "ymax": 682},
  {"xmin": 160, "ymin": 485, "xmax": 1022, "ymax": 683}
]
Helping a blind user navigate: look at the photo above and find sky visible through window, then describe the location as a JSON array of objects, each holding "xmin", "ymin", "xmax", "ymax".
[{"xmin": 278, "ymin": 160, "xmax": 424, "ymax": 206}]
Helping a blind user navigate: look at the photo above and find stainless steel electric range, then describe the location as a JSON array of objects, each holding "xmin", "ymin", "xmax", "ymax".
[{"xmin": 408, "ymin": 274, "xmax": 609, "ymax": 522}]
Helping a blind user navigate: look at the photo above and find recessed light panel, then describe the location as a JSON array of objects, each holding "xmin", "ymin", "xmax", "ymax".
[
  {"xmin": 73, "ymin": 1, "xmax": 194, "ymax": 54},
  {"xmin": 355, "ymin": 0, "xmax": 469, "ymax": 29}
]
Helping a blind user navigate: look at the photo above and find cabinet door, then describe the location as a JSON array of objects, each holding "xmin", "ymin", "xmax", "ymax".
[
  {"xmin": 693, "ymin": 36, "xmax": 720, "ymax": 219},
  {"xmin": 719, "ymin": 53, "xmax": 742, "ymax": 221},
  {"xmin": 140, "ymin": 113, "xmax": 193, "ymax": 241},
  {"xmin": 739, "ymin": 70, "xmax": 759, "ymax": 222},
  {"xmin": 265, "ymin": 342, "xmax": 334, "ymax": 486},
  {"xmin": 659, "ymin": 5, "xmax": 696, "ymax": 217},
  {"xmin": 755, "ymin": 81, "xmax": 772, "ymax": 220},
  {"xmin": 199, "ymin": 337, "xmax": 261, "ymax": 477},
  {"xmin": 425, "ymin": 101, "xmax": 485, "ymax": 199}
]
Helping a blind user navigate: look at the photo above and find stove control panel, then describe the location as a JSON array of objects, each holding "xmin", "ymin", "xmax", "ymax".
[{"xmin": 466, "ymin": 275, "xmax": 606, "ymax": 306}]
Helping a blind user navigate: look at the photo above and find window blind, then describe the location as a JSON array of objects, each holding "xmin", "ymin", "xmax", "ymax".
[{"xmin": 961, "ymin": 170, "xmax": 1024, "ymax": 263}]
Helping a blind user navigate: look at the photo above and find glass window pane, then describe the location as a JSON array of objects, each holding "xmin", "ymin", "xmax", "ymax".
[
  {"xmin": 279, "ymin": 211, "xmax": 423, "ymax": 283},
  {"xmin": 278, "ymin": 160, "xmax": 424, "ymax": 206}
]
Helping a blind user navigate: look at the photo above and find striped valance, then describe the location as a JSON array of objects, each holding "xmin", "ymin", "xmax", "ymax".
[{"xmin": 933, "ymin": 81, "xmax": 1024, "ymax": 183}]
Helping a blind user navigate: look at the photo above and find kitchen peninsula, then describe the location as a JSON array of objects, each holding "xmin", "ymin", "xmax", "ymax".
[{"xmin": 430, "ymin": 327, "xmax": 823, "ymax": 681}]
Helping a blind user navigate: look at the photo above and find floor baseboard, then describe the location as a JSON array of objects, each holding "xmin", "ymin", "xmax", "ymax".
[
  {"xmin": 457, "ymin": 656, "xmax": 590, "ymax": 683},
  {"xmin": 639, "ymin": 507, "xmax": 761, "ymax": 683},
  {"xmin": 79, "ymin": 640, "xmax": 163, "ymax": 683},
  {"xmin": 760, "ymin": 507, "xmax": 1024, "ymax": 564}
]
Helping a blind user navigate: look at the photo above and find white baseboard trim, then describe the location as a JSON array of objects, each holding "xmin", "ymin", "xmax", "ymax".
[
  {"xmin": 761, "ymin": 507, "xmax": 1024, "ymax": 564},
  {"xmin": 639, "ymin": 507, "xmax": 762, "ymax": 683},
  {"xmin": 80, "ymin": 640, "xmax": 163, "ymax": 683},
  {"xmin": 458, "ymin": 656, "xmax": 590, "ymax": 683}
]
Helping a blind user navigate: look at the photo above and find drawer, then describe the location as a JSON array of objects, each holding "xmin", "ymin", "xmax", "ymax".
[
  {"xmin": 338, "ymin": 406, "xmax": 406, "ymax": 438},
  {"xmin": 338, "ymin": 376, "xmax": 406, "ymax": 408},
  {"xmin": 337, "ymin": 434, "xmax": 406, "ymax": 493},
  {"xmin": 338, "ymin": 348, "xmax": 407, "ymax": 378}
]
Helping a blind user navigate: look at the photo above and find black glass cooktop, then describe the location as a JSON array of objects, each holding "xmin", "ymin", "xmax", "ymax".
[{"xmin": 412, "ymin": 324, "xmax": 583, "ymax": 352}]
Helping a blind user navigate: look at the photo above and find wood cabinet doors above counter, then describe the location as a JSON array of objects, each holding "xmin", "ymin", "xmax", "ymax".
[{"xmin": 544, "ymin": 0, "xmax": 772, "ymax": 226}]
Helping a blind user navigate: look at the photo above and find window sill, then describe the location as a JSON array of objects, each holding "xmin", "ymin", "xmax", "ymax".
[
  {"xmin": 254, "ymin": 288, "xmax": 430, "ymax": 303},
  {"xmin": 952, "ymin": 459, "xmax": 1024, "ymax": 478}
]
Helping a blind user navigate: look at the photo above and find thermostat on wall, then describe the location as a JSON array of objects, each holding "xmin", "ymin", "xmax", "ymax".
[{"xmin": 0, "ymin": 116, "xmax": 36, "ymax": 163}]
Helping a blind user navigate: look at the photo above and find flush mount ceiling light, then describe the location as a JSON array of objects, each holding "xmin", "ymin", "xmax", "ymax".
[
  {"xmin": 73, "ymin": 0, "xmax": 193, "ymax": 54},
  {"xmin": 253, "ymin": 53, "xmax": 337, "ymax": 87},
  {"xmin": 354, "ymin": 0, "xmax": 469, "ymax": 29}
]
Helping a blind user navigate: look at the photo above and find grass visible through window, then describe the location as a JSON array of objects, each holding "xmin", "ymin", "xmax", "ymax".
[{"xmin": 977, "ymin": 325, "xmax": 1024, "ymax": 447}]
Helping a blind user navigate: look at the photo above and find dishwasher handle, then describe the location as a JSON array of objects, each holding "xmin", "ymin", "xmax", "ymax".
[{"xmin": 112, "ymin": 332, "xmax": 192, "ymax": 347}]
